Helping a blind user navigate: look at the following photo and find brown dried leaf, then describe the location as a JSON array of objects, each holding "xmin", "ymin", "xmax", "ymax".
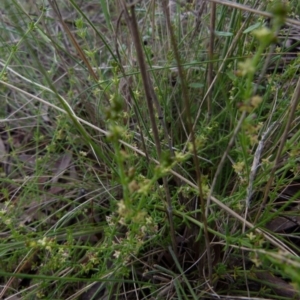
[
  {"xmin": 266, "ymin": 215, "xmax": 300, "ymax": 232},
  {"xmin": 256, "ymin": 271, "xmax": 300, "ymax": 298},
  {"xmin": 0, "ymin": 136, "xmax": 7, "ymax": 166},
  {"xmin": 51, "ymin": 152, "xmax": 73, "ymax": 184}
]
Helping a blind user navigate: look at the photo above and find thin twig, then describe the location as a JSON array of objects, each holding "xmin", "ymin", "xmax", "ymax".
[
  {"xmin": 205, "ymin": 0, "xmax": 300, "ymax": 27},
  {"xmin": 207, "ymin": 2, "xmax": 216, "ymax": 120}
]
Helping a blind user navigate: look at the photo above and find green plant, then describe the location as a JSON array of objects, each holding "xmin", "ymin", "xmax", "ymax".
[{"xmin": 0, "ymin": 0, "xmax": 300, "ymax": 299}]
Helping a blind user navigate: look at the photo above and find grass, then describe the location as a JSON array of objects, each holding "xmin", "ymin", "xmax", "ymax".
[{"xmin": 1, "ymin": 0, "xmax": 300, "ymax": 299}]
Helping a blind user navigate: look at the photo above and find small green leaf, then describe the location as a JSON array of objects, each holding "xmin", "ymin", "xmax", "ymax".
[
  {"xmin": 189, "ymin": 83, "xmax": 204, "ymax": 88},
  {"xmin": 215, "ymin": 31, "xmax": 233, "ymax": 37},
  {"xmin": 226, "ymin": 70, "xmax": 237, "ymax": 81},
  {"xmin": 243, "ymin": 22, "xmax": 262, "ymax": 34}
]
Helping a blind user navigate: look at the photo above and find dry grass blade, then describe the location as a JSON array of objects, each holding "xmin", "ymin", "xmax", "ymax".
[
  {"xmin": 207, "ymin": 2, "xmax": 216, "ymax": 119},
  {"xmin": 0, "ymin": 136, "xmax": 7, "ymax": 172},
  {"xmin": 206, "ymin": 0, "xmax": 300, "ymax": 27},
  {"xmin": 50, "ymin": 152, "xmax": 73, "ymax": 184}
]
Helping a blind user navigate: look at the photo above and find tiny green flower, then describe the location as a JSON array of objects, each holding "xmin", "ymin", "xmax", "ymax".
[
  {"xmin": 275, "ymin": 46, "xmax": 281, "ymax": 53},
  {"xmin": 250, "ymin": 254, "xmax": 261, "ymax": 267},
  {"xmin": 75, "ymin": 18, "xmax": 84, "ymax": 28},
  {"xmin": 247, "ymin": 232, "xmax": 256, "ymax": 241},
  {"xmin": 233, "ymin": 161, "xmax": 245, "ymax": 173},
  {"xmin": 4, "ymin": 218, "xmax": 11, "ymax": 225},
  {"xmin": 113, "ymin": 250, "xmax": 121, "ymax": 259},
  {"xmin": 38, "ymin": 237, "xmax": 48, "ymax": 247},
  {"xmin": 238, "ymin": 59, "xmax": 255, "ymax": 76},
  {"xmin": 252, "ymin": 27, "xmax": 275, "ymax": 44},
  {"xmin": 145, "ymin": 216, "xmax": 153, "ymax": 224},
  {"xmin": 117, "ymin": 200, "xmax": 126, "ymax": 213},
  {"xmin": 79, "ymin": 151, "xmax": 87, "ymax": 157},
  {"xmin": 250, "ymin": 95, "xmax": 262, "ymax": 108}
]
